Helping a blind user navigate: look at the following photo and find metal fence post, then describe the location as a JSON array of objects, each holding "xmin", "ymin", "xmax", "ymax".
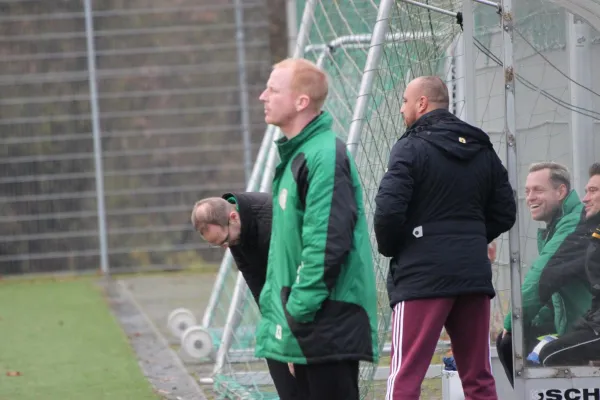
[
  {"xmin": 83, "ymin": 0, "xmax": 109, "ymax": 275},
  {"xmin": 567, "ymin": 13, "xmax": 594, "ymax": 196},
  {"xmin": 234, "ymin": 0, "xmax": 253, "ymax": 184},
  {"xmin": 286, "ymin": 0, "xmax": 298, "ymax": 56},
  {"xmin": 462, "ymin": 0, "xmax": 476, "ymax": 125},
  {"xmin": 500, "ymin": 0, "xmax": 524, "ymax": 396},
  {"xmin": 346, "ymin": 0, "xmax": 395, "ymax": 157}
]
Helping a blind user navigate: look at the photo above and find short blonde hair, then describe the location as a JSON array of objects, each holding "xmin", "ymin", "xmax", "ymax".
[{"xmin": 273, "ymin": 58, "xmax": 328, "ymax": 112}]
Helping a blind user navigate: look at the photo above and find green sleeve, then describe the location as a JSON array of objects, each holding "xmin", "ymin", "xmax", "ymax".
[
  {"xmin": 286, "ymin": 145, "xmax": 357, "ymax": 323},
  {"xmin": 504, "ymin": 215, "xmax": 580, "ymax": 332}
]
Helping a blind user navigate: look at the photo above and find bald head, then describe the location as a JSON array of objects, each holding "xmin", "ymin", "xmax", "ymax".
[
  {"xmin": 400, "ymin": 75, "xmax": 450, "ymax": 127},
  {"xmin": 191, "ymin": 197, "xmax": 243, "ymax": 248},
  {"xmin": 413, "ymin": 76, "xmax": 449, "ymax": 109},
  {"xmin": 191, "ymin": 197, "xmax": 232, "ymax": 234}
]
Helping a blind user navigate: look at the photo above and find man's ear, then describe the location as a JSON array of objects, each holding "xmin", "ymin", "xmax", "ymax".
[
  {"xmin": 558, "ymin": 184, "xmax": 568, "ymax": 200},
  {"xmin": 418, "ymin": 96, "xmax": 429, "ymax": 113},
  {"xmin": 229, "ymin": 211, "xmax": 239, "ymax": 223},
  {"xmin": 296, "ymin": 94, "xmax": 310, "ymax": 112}
]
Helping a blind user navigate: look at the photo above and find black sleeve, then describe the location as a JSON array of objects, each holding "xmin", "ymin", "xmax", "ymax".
[
  {"xmin": 538, "ymin": 229, "xmax": 589, "ymax": 305},
  {"xmin": 585, "ymin": 229, "xmax": 600, "ymax": 292},
  {"xmin": 485, "ymin": 152, "xmax": 516, "ymax": 243},
  {"xmin": 374, "ymin": 139, "xmax": 417, "ymax": 257},
  {"xmin": 229, "ymin": 247, "xmax": 266, "ymax": 304}
]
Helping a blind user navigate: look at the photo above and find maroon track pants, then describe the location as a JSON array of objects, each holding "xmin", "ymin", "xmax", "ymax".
[{"xmin": 386, "ymin": 295, "xmax": 497, "ymax": 400}]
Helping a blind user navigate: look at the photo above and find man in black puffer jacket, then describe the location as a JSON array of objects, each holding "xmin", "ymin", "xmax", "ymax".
[
  {"xmin": 191, "ymin": 192, "xmax": 299, "ymax": 399},
  {"xmin": 534, "ymin": 164, "xmax": 600, "ymax": 366},
  {"xmin": 533, "ymin": 221, "xmax": 600, "ymax": 366},
  {"xmin": 374, "ymin": 76, "xmax": 516, "ymax": 400}
]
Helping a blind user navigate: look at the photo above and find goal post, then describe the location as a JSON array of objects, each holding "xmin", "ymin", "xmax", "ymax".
[{"xmin": 181, "ymin": 0, "xmax": 600, "ymax": 399}]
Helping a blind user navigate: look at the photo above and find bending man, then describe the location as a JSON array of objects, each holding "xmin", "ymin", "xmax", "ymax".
[{"xmin": 191, "ymin": 193, "xmax": 300, "ymax": 400}]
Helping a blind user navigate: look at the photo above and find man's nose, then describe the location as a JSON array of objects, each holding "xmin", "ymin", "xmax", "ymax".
[
  {"xmin": 583, "ymin": 193, "xmax": 590, "ymax": 204},
  {"xmin": 526, "ymin": 193, "xmax": 535, "ymax": 203}
]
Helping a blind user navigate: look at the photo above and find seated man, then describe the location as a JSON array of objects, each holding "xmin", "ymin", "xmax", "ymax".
[
  {"xmin": 534, "ymin": 163, "xmax": 600, "ymax": 365},
  {"xmin": 496, "ymin": 162, "xmax": 592, "ymax": 386}
]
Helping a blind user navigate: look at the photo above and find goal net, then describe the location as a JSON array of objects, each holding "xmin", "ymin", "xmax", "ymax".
[
  {"xmin": 201, "ymin": 1, "xmax": 468, "ymax": 398},
  {"xmin": 187, "ymin": 0, "xmax": 600, "ymax": 398}
]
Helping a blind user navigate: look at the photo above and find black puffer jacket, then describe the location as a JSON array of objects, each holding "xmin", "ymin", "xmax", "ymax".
[
  {"xmin": 574, "ymin": 222, "xmax": 600, "ymax": 333},
  {"xmin": 374, "ymin": 109, "xmax": 516, "ymax": 307},
  {"xmin": 538, "ymin": 211, "xmax": 600, "ymax": 307},
  {"xmin": 221, "ymin": 192, "xmax": 272, "ymax": 304}
]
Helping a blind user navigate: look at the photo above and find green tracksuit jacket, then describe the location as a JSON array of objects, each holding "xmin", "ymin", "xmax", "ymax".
[
  {"xmin": 504, "ymin": 190, "xmax": 591, "ymax": 336},
  {"xmin": 254, "ymin": 112, "xmax": 379, "ymax": 365}
]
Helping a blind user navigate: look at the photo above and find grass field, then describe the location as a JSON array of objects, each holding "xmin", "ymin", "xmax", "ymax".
[{"xmin": 0, "ymin": 277, "xmax": 159, "ymax": 400}]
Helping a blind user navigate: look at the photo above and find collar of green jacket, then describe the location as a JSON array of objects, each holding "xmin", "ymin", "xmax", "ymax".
[
  {"xmin": 539, "ymin": 190, "xmax": 581, "ymax": 244},
  {"xmin": 275, "ymin": 111, "xmax": 332, "ymax": 161},
  {"xmin": 559, "ymin": 189, "xmax": 581, "ymax": 217},
  {"xmin": 223, "ymin": 194, "xmax": 240, "ymax": 211}
]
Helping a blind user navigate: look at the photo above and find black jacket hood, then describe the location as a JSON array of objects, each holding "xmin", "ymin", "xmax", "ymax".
[{"xmin": 403, "ymin": 109, "xmax": 493, "ymax": 161}]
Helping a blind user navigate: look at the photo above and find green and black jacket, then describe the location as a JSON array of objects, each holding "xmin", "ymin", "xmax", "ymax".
[
  {"xmin": 254, "ymin": 112, "xmax": 380, "ymax": 365},
  {"xmin": 505, "ymin": 191, "xmax": 592, "ymax": 336}
]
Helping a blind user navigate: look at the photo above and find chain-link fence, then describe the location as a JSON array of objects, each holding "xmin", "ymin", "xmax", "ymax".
[{"xmin": 0, "ymin": 0, "xmax": 272, "ymax": 276}]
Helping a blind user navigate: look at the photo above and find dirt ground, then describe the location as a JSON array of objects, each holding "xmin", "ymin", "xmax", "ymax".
[{"xmin": 112, "ymin": 270, "xmax": 444, "ymax": 399}]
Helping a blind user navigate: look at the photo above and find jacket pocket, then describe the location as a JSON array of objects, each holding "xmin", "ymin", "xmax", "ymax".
[
  {"xmin": 552, "ymin": 293, "xmax": 568, "ymax": 335},
  {"xmin": 256, "ymin": 285, "xmax": 295, "ymax": 356},
  {"xmin": 281, "ymin": 286, "xmax": 374, "ymax": 361}
]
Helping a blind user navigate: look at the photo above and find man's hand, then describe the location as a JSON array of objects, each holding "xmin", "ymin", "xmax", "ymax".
[
  {"xmin": 488, "ymin": 241, "xmax": 497, "ymax": 263},
  {"xmin": 288, "ymin": 362, "xmax": 295, "ymax": 377}
]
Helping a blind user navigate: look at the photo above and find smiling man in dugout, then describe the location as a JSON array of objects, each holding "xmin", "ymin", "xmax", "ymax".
[
  {"xmin": 497, "ymin": 161, "xmax": 593, "ymax": 386},
  {"xmin": 530, "ymin": 162, "xmax": 600, "ymax": 367}
]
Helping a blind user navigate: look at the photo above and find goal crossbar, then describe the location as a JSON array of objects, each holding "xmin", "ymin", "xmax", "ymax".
[
  {"xmin": 304, "ymin": 30, "xmax": 454, "ymax": 56},
  {"xmin": 399, "ymin": 0, "xmax": 501, "ymax": 15}
]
